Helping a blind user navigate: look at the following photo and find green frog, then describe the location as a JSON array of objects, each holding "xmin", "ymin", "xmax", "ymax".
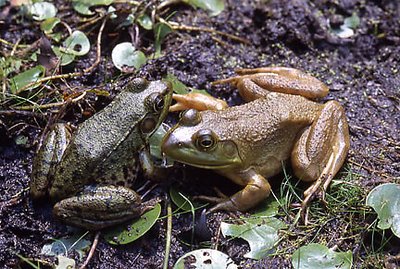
[
  {"xmin": 31, "ymin": 78, "xmax": 172, "ymax": 230},
  {"xmin": 162, "ymin": 67, "xmax": 350, "ymax": 219}
]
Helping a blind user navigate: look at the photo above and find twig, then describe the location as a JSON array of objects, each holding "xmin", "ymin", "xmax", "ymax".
[
  {"xmin": 158, "ymin": 17, "xmax": 250, "ymax": 44},
  {"xmin": 13, "ymin": 91, "xmax": 87, "ymax": 110},
  {"xmin": 162, "ymin": 201, "xmax": 172, "ymax": 269},
  {"xmin": 79, "ymin": 231, "xmax": 101, "ymax": 269},
  {"xmin": 0, "ymin": 110, "xmax": 49, "ymax": 119}
]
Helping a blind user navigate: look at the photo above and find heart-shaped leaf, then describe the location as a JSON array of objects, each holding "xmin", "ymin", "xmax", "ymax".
[
  {"xmin": 111, "ymin": 42, "xmax": 147, "ymax": 72},
  {"xmin": 63, "ymin": 30, "xmax": 90, "ymax": 56},
  {"xmin": 366, "ymin": 183, "xmax": 400, "ymax": 238},
  {"xmin": 292, "ymin": 243, "xmax": 353, "ymax": 269},
  {"xmin": 221, "ymin": 217, "xmax": 286, "ymax": 260},
  {"xmin": 29, "ymin": 2, "xmax": 57, "ymax": 21}
]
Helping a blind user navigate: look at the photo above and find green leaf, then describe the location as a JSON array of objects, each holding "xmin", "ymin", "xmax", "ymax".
[
  {"xmin": 40, "ymin": 17, "xmax": 61, "ymax": 33},
  {"xmin": 137, "ymin": 14, "xmax": 153, "ymax": 30},
  {"xmin": 104, "ymin": 202, "xmax": 161, "ymax": 245},
  {"xmin": 221, "ymin": 217, "xmax": 286, "ymax": 260},
  {"xmin": 63, "ymin": 30, "xmax": 90, "ymax": 56},
  {"xmin": 344, "ymin": 13, "xmax": 360, "ymax": 29},
  {"xmin": 174, "ymin": 249, "xmax": 238, "ymax": 269},
  {"xmin": 169, "ymin": 187, "xmax": 205, "ymax": 212},
  {"xmin": 111, "ymin": 42, "xmax": 147, "ymax": 72},
  {"xmin": 366, "ymin": 183, "xmax": 400, "ymax": 238},
  {"xmin": 72, "ymin": 0, "xmax": 114, "ymax": 15},
  {"xmin": 163, "ymin": 74, "xmax": 188, "ymax": 94},
  {"xmin": 153, "ymin": 22, "xmax": 173, "ymax": 58},
  {"xmin": 29, "ymin": 2, "xmax": 57, "ymax": 21},
  {"xmin": 163, "ymin": 73, "xmax": 210, "ymax": 96},
  {"xmin": 185, "ymin": 0, "xmax": 225, "ymax": 16},
  {"xmin": 9, "ymin": 65, "xmax": 46, "ymax": 94},
  {"xmin": 292, "ymin": 243, "xmax": 353, "ymax": 269},
  {"xmin": 251, "ymin": 197, "xmax": 280, "ymax": 217},
  {"xmin": 52, "ymin": 46, "xmax": 76, "ymax": 66}
]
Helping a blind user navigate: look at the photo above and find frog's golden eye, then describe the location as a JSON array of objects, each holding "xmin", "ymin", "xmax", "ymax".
[
  {"xmin": 140, "ymin": 116, "xmax": 157, "ymax": 134},
  {"xmin": 195, "ymin": 129, "xmax": 217, "ymax": 151}
]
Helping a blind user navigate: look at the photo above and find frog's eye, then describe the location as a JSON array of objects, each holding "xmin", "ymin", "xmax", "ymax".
[
  {"xmin": 194, "ymin": 129, "xmax": 217, "ymax": 151},
  {"xmin": 140, "ymin": 116, "xmax": 157, "ymax": 134},
  {"xmin": 153, "ymin": 94, "xmax": 165, "ymax": 112},
  {"xmin": 146, "ymin": 92, "xmax": 165, "ymax": 113}
]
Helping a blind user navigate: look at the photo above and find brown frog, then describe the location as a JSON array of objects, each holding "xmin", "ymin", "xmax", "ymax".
[{"xmin": 162, "ymin": 67, "xmax": 350, "ymax": 219}]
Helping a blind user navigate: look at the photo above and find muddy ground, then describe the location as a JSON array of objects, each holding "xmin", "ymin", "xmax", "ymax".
[{"xmin": 1, "ymin": 0, "xmax": 399, "ymax": 268}]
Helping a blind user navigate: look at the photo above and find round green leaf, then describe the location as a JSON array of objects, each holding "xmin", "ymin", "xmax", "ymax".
[
  {"xmin": 104, "ymin": 202, "xmax": 161, "ymax": 245},
  {"xmin": 292, "ymin": 243, "xmax": 353, "ymax": 269},
  {"xmin": 52, "ymin": 46, "xmax": 76, "ymax": 66},
  {"xmin": 366, "ymin": 183, "xmax": 400, "ymax": 237},
  {"xmin": 137, "ymin": 14, "xmax": 153, "ymax": 30},
  {"xmin": 111, "ymin": 42, "xmax": 147, "ymax": 72},
  {"xmin": 174, "ymin": 249, "xmax": 238, "ymax": 269},
  {"xmin": 72, "ymin": 0, "xmax": 113, "ymax": 15},
  {"xmin": 9, "ymin": 65, "xmax": 46, "ymax": 94},
  {"xmin": 63, "ymin": 31, "xmax": 90, "ymax": 56},
  {"xmin": 30, "ymin": 2, "xmax": 57, "ymax": 21},
  {"xmin": 40, "ymin": 17, "xmax": 61, "ymax": 33},
  {"xmin": 185, "ymin": 0, "xmax": 225, "ymax": 16}
]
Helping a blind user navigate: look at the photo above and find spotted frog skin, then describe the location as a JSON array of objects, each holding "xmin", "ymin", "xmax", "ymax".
[
  {"xmin": 30, "ymin": 78, "xmax": 172, "ymax": 230},
  {"xmin": 162, "ymin": 67, "xmax": 350, "ymax": 218}
]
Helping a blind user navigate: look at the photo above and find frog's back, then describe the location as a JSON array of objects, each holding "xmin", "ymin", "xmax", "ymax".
[
  {"xmin": 203, "ymin": 92, "xmax": 322, "ymax": 176},
  {"xmin": 49, "ymin": 89, "xmax": 148, "ymax": 199}
]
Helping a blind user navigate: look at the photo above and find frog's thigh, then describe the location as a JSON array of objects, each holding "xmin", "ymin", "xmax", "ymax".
[
  {"xmin": 236, "ymin": 68, "xmax": 328, "ymax": 100},
  {"xmin": 291, "ymin": 100, "xmax": 350, "ymax": 185},
  {"xmin": 31, "ymin": 123, "xmax": 71, "ymax": 199},
  {"xmin": 53, "ymin": 185, "xmax": 150, "ymax": 230},
  {"xmin": 209, "ymin": 172, "xmax": 271, "ymax": 212}
]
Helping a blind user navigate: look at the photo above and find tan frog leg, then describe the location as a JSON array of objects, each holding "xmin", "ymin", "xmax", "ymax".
[
  {"xmin": 169, "ymin": 93, "xmax": 228, "ymax": 112},
  {"xmin": 196, "ymin": 169, "xmax": 272, "ymax": 212},
  {"xmin": 213, "ymin": 67, "xmax": 329, "ymax": 101},
  {"xmin": 290, "ymin": 101, "xmax": 350, "ymax": 222}
]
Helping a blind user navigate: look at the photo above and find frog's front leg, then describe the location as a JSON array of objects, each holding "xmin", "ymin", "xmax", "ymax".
[
  {"xmin": 196, "ymin": 169, "xmax": 272, "ymax": 212},
  {"xmin": 53, "ymin": 185, "xmax": 157, "ymax": 230},
  {"xmin": 31, "ymin": 123, "xmax": 71, "ymax": 199},
  {"xmin": 213, "ymin": 67, "xmax": 329, "ymax": 101},
  {"xmin": 291, "ymin": 101, "xmax": 350, "ymax": 222}
]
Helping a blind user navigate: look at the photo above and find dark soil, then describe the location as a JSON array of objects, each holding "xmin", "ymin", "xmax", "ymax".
[{"xmin": 1, "ymin": 0, "xmax": 399, "ymax": 268}]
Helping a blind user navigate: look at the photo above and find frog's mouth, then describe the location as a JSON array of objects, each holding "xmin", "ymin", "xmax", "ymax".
[{"xmin": 161, "ymin": 131, "xmax": 242, "ymax": 170}]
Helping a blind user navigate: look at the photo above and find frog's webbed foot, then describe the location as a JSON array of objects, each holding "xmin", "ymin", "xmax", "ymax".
[
  {"xmin": 169, "ymin": 93, "xmax": 228, "ymax": 112},
  {"xmin": 213, "ymin": 67, "xmax": 329, "ymax": 102},
  {"xmin": 291, "ymin": 100, "xmax": 350, "ymax": 224},
  {"xmin": 196, "ymin": 172, "xmax": 272, "ymax": 213}
]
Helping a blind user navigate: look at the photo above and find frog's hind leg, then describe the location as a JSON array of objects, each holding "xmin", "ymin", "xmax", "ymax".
[
  {"xmin": 213, "ymin": 67, "xmax": 329, "ymax": 101},
  {"xmin": 290, "ymin": 100, "xmax": 350, "ymax": 223},
  {"xmin": 53, "ymin": 185, "xmax": 158, "ymax": 230}
]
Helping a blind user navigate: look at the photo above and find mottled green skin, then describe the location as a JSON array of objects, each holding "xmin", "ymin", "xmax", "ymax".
[{"xmin": 30, "ymin": 78, "xmax": 172, "ymax": 229}]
